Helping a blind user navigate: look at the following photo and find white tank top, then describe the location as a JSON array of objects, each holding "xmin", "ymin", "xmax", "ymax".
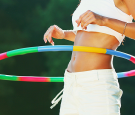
[{"xmin": 72, "ymin": 0, "xmax": 133, "ymax": 44}]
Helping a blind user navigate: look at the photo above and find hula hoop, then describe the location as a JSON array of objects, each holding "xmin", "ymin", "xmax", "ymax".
[{"xmin": 0, "ymin": 45, "xmax": 135, "ymax": 82}]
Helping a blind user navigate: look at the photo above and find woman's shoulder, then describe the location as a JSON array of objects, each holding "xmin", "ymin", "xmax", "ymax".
[
  {"xmin": 122, "ymin": 0, "xmax": 135, "ymax": 19},
  {"xmin": 114, "ymin": 0, "xmax": 131, "ymax": 16}
]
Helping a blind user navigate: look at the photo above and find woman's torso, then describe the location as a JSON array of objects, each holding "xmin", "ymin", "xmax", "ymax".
[
  {"xmin": 67, "ymin": 0, "xmax": 131, "ymax": 72},
  {"xmin": 67, "ymin": 31, "xmax": 119, "ymax": 72}
]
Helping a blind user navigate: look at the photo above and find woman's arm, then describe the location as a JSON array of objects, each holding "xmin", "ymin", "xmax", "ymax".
[
  {"xmin": 104, "ymin": 18, "xmax": 135, "ymax": 39},
  {"xmin": 43, "ymin": 25, "xmax": 75, "ymax": 45},
  {"xmin": 75, "ymin": 0, "xmax": 135, "ymax": 39},
  {"xmin": 104, "ymin": 0, "xmax": 135, "ymax": 39}
]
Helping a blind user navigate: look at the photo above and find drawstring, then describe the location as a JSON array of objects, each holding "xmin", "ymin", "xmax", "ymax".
[
  {"xmin": 50, "ymin": 75, "xmax": 77, "ymax": 109},
  {"xmin": 50, "ymin": 88, "xmax": 64, "ymax": 109}
]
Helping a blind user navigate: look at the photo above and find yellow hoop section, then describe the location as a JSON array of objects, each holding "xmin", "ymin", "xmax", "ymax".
[{"xmin": 73, "ymin": 46, "xmax": 107, "ymax": 54}]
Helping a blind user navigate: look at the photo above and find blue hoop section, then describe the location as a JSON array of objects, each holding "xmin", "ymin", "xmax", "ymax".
[
  {"xmin": 38, "ymin": 45, "xmax": 73, "ymax": 52},
  {"xmin": 106, "ymin": 49, "xmax": 131, "ymax": 60}
]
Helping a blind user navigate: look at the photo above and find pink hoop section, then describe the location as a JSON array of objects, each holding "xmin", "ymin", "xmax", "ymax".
[
  {"xmin": 0, "ymin": 52, "xmax": 8, "ymax": 60},
  {"xmin": 18, "ymin": 76, "xmax": 50, "ymax": 82},
  {"xmin": 129, "ymin": 57, "xmax": 135, "ymax": 64}
]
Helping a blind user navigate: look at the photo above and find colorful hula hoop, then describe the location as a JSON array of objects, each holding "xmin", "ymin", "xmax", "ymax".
[{"xmin": 0, "ymin": 45, "xmax": 135, "ymax": 82}]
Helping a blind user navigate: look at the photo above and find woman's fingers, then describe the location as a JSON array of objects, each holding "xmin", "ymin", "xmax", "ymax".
[
  {"xmin": 75, "ymin": 10, "xmax": 102, "ymax": 29},
  {"xmin": 77, "ymin": 11, "xmax": 88, "ymax": 26},
  {"xmin": 44, "ymin": 26, "xmax": 51, "ymax": 43},
  {"xmin": 83, "ymin": 17, "xmax": 95, "ymax": 29},
  {"xmin": 44, "ymin": 37, "xmax": 47, "ymax": 43},
  {"xmin": 43, "ymin": 26, "xmax": 55, "ymax": 45},
  {"xmin": 76, "ymin": 10, "xmax": 91, "ymax": 27},
  {"xmin": 48, "ymin": 27, "xmax": 55, "ymax": 45},
  {"xmin": 43, "ymin": 25, "xmax": 64, "ymax": 45},
  {"xmin": 81, "ymin": 13, "xmax": 93, "ymax": 29}
]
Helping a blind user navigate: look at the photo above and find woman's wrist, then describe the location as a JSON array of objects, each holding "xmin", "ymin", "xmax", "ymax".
[
  {"xmin": 61, "ymin": 30, "xmax": 76, "ymax": 42},
  {"xmin": 61, "ymin": 30, "xmax": 66, "ymax": 39},
  {"xmin": 62, "ymin": 30, "xmax": 76, "ymax": 39},
  {"xmin": 102, "ymin": 17, "xmax": 109, "ymax": 26}
]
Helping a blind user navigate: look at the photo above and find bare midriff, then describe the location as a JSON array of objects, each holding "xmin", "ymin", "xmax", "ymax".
[{"xmin": 67, "ymin": 30, "xmax": 120, "ymax": 73}]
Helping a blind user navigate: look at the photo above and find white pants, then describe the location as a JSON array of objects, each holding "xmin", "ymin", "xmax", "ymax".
[{"xmin": 51, "ymin": 69, "xmax": 123, "ymax": 115}]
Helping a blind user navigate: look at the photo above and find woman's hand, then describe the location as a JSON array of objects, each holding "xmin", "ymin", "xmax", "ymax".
[
  {"xmin": 75, "ymin": 10, "xmax": 107, "ymax": 30},
  {"xmin": 43, "ymin": 25, "xmax": 65, "ymax": 45}
]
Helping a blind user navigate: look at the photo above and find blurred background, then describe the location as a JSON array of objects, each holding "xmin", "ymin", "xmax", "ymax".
[{"xmin": 0, "ymin": 0, "xmax": 135, "ymax": 115}]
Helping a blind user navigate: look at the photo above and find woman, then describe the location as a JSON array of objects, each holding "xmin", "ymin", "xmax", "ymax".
[{"xmin": 44, "ymin": 0, "xmax": 135, "ymax": 114}]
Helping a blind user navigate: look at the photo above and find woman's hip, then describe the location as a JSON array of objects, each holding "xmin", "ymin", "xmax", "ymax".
[
  {"xmin": 61, "ymin": 69, "xmax": 123, "ymax": 115},
  {"xmin": 63, "ymin": 68, "xmax": 123, "ymax": 101}
]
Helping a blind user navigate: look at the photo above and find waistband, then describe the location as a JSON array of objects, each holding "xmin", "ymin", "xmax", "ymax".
[{"xmin": 64, "ymin": 69, "xmax": 118, "ymax": 82}]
